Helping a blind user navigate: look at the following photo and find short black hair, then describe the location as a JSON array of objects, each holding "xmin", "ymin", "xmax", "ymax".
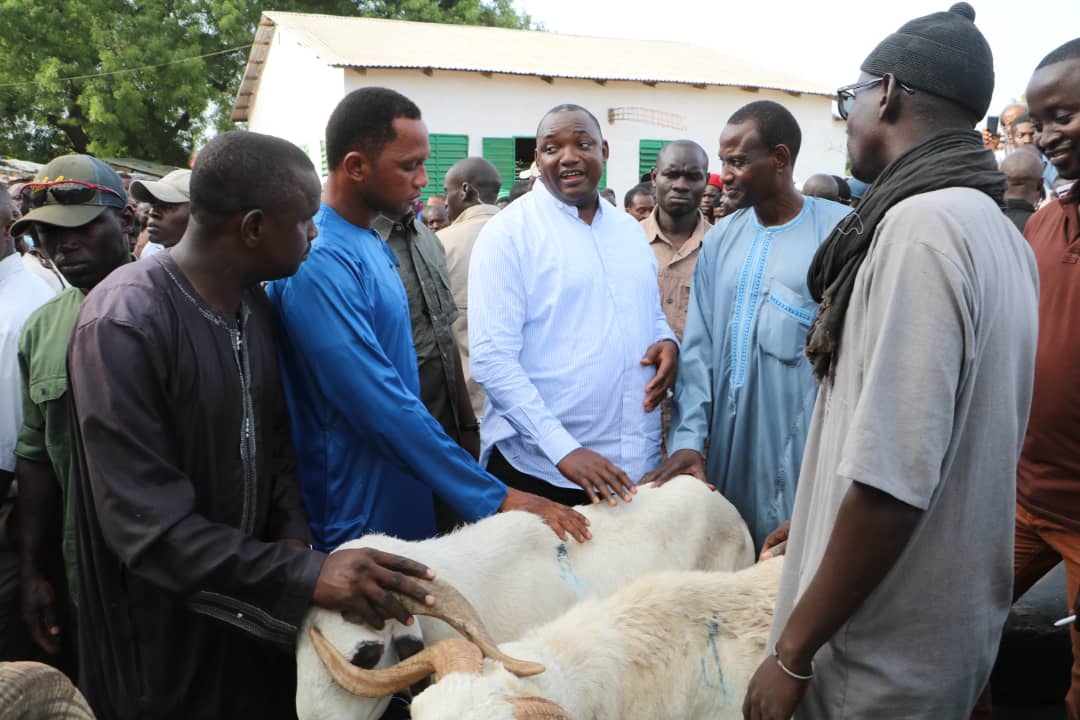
[
  {"xmin": 624, "ymin": 183, "xmax": 654, "ymax": 208},
  {"xmin": 832, "ymin": 175, "xmax": 852, "ymax": 203},
  {"xmin": 536, "ymin": 104, "xmax": 603, "ymax": 140},
  {"xmin": 727, "ymin": 100, "xmax": 802, "ymax": 165},
  {"xmin": 190, "ymin": 130, "xmax": 316, "ymax": 222},
  {"xmin": 326, "ymin": 87, "xmax": 422, "ymax": 170},
  {"xmin": 1037, "ymin": 38, "xmax": 1080, "ymax": 70}
]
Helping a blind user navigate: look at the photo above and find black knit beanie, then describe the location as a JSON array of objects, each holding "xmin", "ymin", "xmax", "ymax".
[{"xmin": 861, "ymin": 2, "xmax": 994, "ymax": 120}]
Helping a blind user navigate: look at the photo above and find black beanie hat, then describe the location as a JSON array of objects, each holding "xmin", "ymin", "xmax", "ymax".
[{"xmin": 861, "ymin": 2, "xmax": 994, "ymax": 120}]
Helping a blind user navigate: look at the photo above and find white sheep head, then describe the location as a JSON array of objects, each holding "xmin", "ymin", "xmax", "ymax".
[{"xmin": 307, "ymin": 576, "xmax": 570, "ymax": 720}]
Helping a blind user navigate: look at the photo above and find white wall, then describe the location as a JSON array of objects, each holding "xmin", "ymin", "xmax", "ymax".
[
  {"xmin": 248, "ymin": 43, "xmax": 848, "ymax": 194},
  {"xmin": 245, "ymin": 26, "xmax": 346, "ymax": 174}
]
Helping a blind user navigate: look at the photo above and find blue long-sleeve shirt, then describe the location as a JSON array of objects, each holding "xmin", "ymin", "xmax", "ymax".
[
  {"xmin": 267, "ymin": 205, "xmax": 507, "ymax": 550},
  {"xmin": 669, "ymin": 197, "xmax": 850, "ymax": 548}
]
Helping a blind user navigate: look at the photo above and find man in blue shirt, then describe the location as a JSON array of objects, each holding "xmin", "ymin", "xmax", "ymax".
[
  {"xmin": 643, "ymin": 101, "xmax": 850, "ymax": 549},
  {"xmin": 268, "ymin": 88, "xmax": 588, "ymax": 551}
]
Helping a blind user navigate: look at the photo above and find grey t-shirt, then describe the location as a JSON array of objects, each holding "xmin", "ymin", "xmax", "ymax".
[{"xmin": 771, "ymin": 187, "xmax": 1039, "ymax": 718}]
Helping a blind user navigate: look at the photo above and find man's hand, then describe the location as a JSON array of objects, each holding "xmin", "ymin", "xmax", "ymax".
[
  {"xmin": 556, "ymin": 448, "xmax": 636, "ymax": 505},
  {"xmin": 641, "ymin": 339, "xmax": 678, "ymax": 412},
  {"xmin": 312, "ymin": 548, "xmax": 435, "ymax": 629},
  {"xmin": 501, "ymin": 488, "xmax": 592, "ymax": 543},
  {"xmin": 20, "ymin": 574, "xmax": 61, "ymax": 655},
  {"xmin": 981, "ymin": 128, "xmax": 1001, "ymax": 151},
  {"xmin": 742, "ymin": 654, "xmax": 811, "ymax": 720},
  {"xmin": 759, "ymin": 520, "xmax": 792, "ymax": 561},
  {"xmin": 638, "ymin": 449, "xmax": 709, "ymax": 488}
]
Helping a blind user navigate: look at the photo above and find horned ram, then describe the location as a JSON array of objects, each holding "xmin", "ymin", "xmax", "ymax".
[
  {"xmin": 296, "ymin": 476, "xmax": 754, "ymax": 720},
  {"xmin": 311, "ymin": 557, "xmax": 783, "ymax": 720}
]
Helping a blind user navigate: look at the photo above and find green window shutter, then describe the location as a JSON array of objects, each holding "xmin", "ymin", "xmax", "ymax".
[
  {"xmin": 638, "ymin": 139, "xmax": 670, "ymax": 179},
  {"xmin": 600, "ymin": 162, "xmax": 608, "ymax": 191},
  {"xmin": 319, "ymin": 140, "xmax": 328, "ymax": 177},
  {"xmin": 424, "ymin": 133, "xmax": 469, "ymax": 201},
  {"xmin": 482, "ymin": 137, "xmax": 515, "ymax": 195}
]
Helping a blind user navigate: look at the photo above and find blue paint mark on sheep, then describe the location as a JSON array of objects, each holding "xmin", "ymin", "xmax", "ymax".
[
  {"xmin": 698, "ymin": 619, "xmax": 729, "ymax": 698},
  {"xmin": 555, "ymin": 543, "xmax": 589, "ymax": 598}
]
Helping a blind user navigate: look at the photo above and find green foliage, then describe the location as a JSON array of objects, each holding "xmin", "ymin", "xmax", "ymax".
[{"xmin": 0, "ymin": 0, "xmax": 534, "ymax": 164}]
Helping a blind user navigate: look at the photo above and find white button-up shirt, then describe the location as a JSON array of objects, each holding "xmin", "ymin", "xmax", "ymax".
[
  {"xmin": 0, "ymin": 253, "xmax": 55, "ymax": 474},
  {"xmin": 469, "ymin": 182, "xmax": 675, "ymax": 489}
]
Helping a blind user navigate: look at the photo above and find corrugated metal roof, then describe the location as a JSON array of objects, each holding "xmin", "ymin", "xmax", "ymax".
[{"xmin": 231, "ymin": 12, "xmax": 833, "ymax": 121}]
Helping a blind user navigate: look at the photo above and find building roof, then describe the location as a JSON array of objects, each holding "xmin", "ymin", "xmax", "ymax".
[{"xmin": 232, "ymin": 11, "xmax": 833, "ymax": 121}]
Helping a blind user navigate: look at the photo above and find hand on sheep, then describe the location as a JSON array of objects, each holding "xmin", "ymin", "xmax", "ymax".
[
  {"xmin": 556, "ymin": 448, "xmax": 637, "ymax": 506},
  {"xmin": 759, "ymin": 521, "xmax": 792, "ymax": 561},
  {"xmin": 313, "ymin": 548, "xmax": 436, "ymax": 630},
  {"xmin": 641, "ymin": 339, "xmax": 679, "ymax": 412},
  {"xmin": 501, "ymin": 487, "xmax": 593, "ymax": 543},
  {"xmin": 742, "ymin": 650, "xmax": 811, "ymax": 720},
  {"xmin": 638, "ymin": 449, "xmax": 712, "ymax": 489}
]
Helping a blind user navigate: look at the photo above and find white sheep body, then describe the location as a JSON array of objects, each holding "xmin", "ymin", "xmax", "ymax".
[
  {"xmin": 296, "ymin": 476, "xmax": 754, "ymax": 720},
  {"xmin": 409, "ymin": 558, "xmax": 783, "ymax": 720}
]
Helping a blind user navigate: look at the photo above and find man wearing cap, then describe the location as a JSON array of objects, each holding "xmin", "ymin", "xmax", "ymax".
[
  {"xmin": 701, "ymin": 173, "xmax": 724, "ymax": 222},
  {"xmin": 130, "ymin": 169, "xmax": 191, "ymax": 259},
  {"xmin": 0, "ymin": 190, "xmax": 54, "ymax": 661},
  {"xmin": 743, "ymin": 5, "xmax": 1039, "ymax": 719},
  {"xmin": 13, "ymin": 155, "xmax": 133, "ymax": 663}
]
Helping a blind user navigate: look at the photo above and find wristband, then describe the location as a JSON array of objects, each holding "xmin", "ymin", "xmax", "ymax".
[{"xmin": 772, "ymin": 643, "xmax": 814, "ymax": 681}]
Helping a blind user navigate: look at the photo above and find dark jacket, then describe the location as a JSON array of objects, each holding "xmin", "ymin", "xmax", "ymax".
[{"xmin": 69, "ymin": 253, "xmax": 323, "ymax": 720}]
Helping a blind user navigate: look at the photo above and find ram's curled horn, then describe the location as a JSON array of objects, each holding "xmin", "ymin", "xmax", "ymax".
[
  {"xmin": 509, "ymin": 695, "xmax": 574, "ymax": 719},
  {"xmin": 311, "ymin": 628, "xmax": 482, "ymax": 697},
  {"xmin": 0, "ymin": 661, "xmax": 95, "ymax": 719},
  {"xmin": 395, "ymin": 577, "xmax": 546, "ymax": 677}
]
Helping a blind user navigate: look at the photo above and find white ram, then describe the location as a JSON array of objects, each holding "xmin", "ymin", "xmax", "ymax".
[
  {"xmin": 311, "ymin": 557, "xmax": 783, "ymax": 720},
  {"xmin": 296, "ymin": 476, "xmax": 754, "ymax": 719}
]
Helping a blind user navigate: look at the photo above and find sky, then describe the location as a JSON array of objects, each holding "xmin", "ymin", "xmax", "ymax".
[{"xmin": 515, "ymin": 0, "xmax": 1080, "ymax": 122}]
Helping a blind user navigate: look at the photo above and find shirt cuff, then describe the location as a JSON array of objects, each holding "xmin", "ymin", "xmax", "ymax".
[
  {"xmin": 668, "ymin": 431, "xmax": 705, "ymax": 456},
  {"xmin": 537, "ymin": 425, "xmax": 582, "ymax": 467}
]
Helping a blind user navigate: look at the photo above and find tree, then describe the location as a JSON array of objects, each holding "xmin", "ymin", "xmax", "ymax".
[{"xmin": 0, "ymin": 0, "xmax": 534, "ymax": 165}]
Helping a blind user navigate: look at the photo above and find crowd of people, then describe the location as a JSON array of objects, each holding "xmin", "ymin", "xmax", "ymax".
[{"xmin": 0, "ymin": 3, "xmax": 1078, "ymax": 719}]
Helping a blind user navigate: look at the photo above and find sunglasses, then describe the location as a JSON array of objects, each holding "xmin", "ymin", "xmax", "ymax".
[
  {"xmin": 26, "ymin": 179, "xmax": 125, "ymax": 210},
  {"xmin": 836, "ymin": 77, "xmax": 915, "ymax": 120}
]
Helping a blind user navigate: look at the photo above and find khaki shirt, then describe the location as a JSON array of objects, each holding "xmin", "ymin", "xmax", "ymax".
[
  {"xmin": 640, "ymin": 209, "xmax": 710, "ymax": 340},
  {"xmin": 438, "ymin": 203, "xmax": 500, "ymax": 418}
]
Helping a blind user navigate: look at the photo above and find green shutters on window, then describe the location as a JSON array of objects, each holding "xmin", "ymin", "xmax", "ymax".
[
  {"xmin": 638, "ymin": 139, "xmax": 670, "ymax": 179},
  {"xmin": 319, "ymin": 140, "xmax": 328, "ymax": 177},
  {"xmin": 600, "ymin": 162, "xmax": 608, "ymax": 192},
  {"xmin": 482, "ymin": 137, "xmax": 515, "ymax": 196},
  {"xmin": 424, "ymin": 134, "xmax": 469, "ymax": 201}
]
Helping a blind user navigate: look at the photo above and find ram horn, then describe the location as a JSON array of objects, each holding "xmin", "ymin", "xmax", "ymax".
[
  {"xmin": 0, "ymin": 661, "xmax": 95, "ymax": 719},
  {"xmin": 509, "ymin": 695, "xmax": 574, "ymax": 719},
  {"xmin": 395, "ymin": 577, "xmax": 546, "ymax": 678},
  {"xmin": 310, "ymin": 627, "xmax": 482, "ymax": 697}
]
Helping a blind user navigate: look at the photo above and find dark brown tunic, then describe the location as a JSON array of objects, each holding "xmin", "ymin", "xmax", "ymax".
[{"xmin": 68, "ymin": 253, "xmax": 324, "ymax": 720}]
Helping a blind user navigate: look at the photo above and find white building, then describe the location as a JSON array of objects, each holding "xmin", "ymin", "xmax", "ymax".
[{"xmin": 232, "ymin": 12, "xmax": 846, "ymax": 199}]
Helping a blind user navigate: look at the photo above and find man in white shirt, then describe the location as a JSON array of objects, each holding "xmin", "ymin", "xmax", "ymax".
[
  {"xmin": 469, "ymin": 104, "xmax": 678, "ymax": 507},
  {"xmin": 0, "ymin": 190, "xmax": 54, "ymax": 659}
]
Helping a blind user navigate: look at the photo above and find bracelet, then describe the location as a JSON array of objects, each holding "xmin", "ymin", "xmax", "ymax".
[
  {"xmin": 460, "ymin": 422, "xmax": 480, "ymax": 432},
  {"xmin": 772, "ymin": 643, "xmax": 814, "ymax": 681}
]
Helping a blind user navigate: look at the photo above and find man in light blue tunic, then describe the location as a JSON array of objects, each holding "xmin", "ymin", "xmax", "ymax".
[{"xmin": 644, "ymin": 101, "xmax": 850, "ymax": 549}]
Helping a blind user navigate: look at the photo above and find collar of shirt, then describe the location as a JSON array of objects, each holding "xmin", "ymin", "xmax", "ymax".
[
  {"xmin": 533, "ymin": 179, "xmax": 605, "ymax": 224},
  {"xmin": 0, "ymin": 253, "xmax": 24, "ymax": 284},
  {"xmin": 374, "ymin": 212, "xmax": 418, "ymax": 242},
  {"xmin": 1058, "ymin": 181, "xmax": 1078, "ymax": 205},
  {"xmin": 641, "ymin": 208, "xmax": 710, "ymax": 261},
  {"xmin": 451, "ymin": 203, "xmax": 501, "ymax": 227}
]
